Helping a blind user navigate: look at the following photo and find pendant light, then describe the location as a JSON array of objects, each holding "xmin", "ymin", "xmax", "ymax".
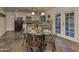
[
  {"xmin": 32, "ymin": 8, "xmax": 35, "ymax": 15},
  {"xmin": 41, "ymin": 12, "xmax": 45, "ymax": 15},
  {"xmin": 32, "ymin": 11, "xmax": 35, "ymax": 15},
  {"xmin": 41, "ymin": 8, "xmax": 45, "ymax": 16}
]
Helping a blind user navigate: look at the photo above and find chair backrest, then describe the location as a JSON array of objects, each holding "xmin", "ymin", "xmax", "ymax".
[{"xmin": 27, "ymin": 33, "xmax": 33, "ymax": 46}]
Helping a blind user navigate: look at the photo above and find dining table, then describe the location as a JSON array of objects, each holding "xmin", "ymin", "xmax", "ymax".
[{"xmin": 27, "ymin": 30, "xmax": 53, "ymax": 52}]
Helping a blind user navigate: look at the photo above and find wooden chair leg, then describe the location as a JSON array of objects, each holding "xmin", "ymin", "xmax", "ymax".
[{"xmin": 22, "ymin": 33, "xmax": 26, "ymax": 47}]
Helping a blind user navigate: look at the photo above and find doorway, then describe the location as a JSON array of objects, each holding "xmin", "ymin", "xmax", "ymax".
[{"xmin": 14, "ymin": 17, "xmax": 23, "ymax": 32}]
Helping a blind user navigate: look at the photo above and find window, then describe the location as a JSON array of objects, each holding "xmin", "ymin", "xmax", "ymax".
[
  {"xmin": 65, "ymin": 13, "xmax": 74, "ymax": 37},
  {"xmin": 55, "ymin": 14, "xmax": 61, "ymax": 33}
]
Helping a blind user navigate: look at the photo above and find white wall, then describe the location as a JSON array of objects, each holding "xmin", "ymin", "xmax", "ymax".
[
  {"xmin": 0, "ymin": 9, "xmax": 40, "ymax": 36},
  {"xmin": 6, "ymin": 12, "xmax": 40, "ymax": 31},
  {"xmin": 46, "ymin": 7, "xmax": 79, "ymax": 43},
  {"xmin": 6, "ymin": 12, "xmax": 15, "ymax": 31},
  {"xmin": 0, "ymin": 8, "xmax": 6, "ymax": 15},
  {"xmin": 0, "ymin": 8, "xmax": 6, "ymax": 37},
  {"xmin": 77, "ymin": 8, "xmax": 79, "ymax": 42}
]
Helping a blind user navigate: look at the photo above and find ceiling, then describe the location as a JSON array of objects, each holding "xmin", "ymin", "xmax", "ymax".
[{"xmin": 3, "ymin": 7, "xmax": 52, "ymax": 13}]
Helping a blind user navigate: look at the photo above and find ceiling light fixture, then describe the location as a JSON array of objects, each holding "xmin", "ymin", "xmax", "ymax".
[
  {"xmin": 32, "ymin": 11, "xmax": 35, "ymax": 15},
  {"xmin": 32, "ymin": 8, "xmax": 35, "ymax": 15},
  {"xmin": 41, "ymin": 8, "xmax": 45, "ymax": 16},
  {"xmin": 41, "ymin": 12, "xmax": 45, "ymax": 15}
]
